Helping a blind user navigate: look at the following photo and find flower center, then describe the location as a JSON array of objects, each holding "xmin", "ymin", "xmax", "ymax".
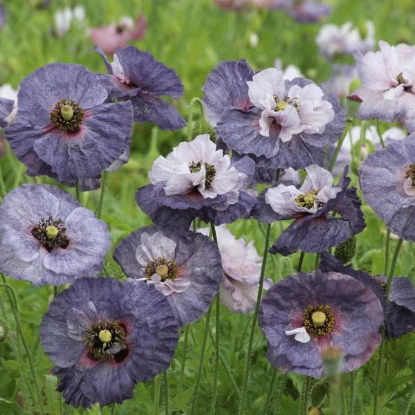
[
  {"xmin": 50, "ymin": 99, "xmax": 84, "ymax": 133},
  {"xmin": 189, "ymin": 161, "xmax": 216, "ymax": 187},
  {"xmin": 145, "ymin": 257, "xmax": 178, "ymax": 282},
  {"xmin": 273, "ymin": 94, "xmax": 300, "ymax": 112},
  {"xmin": 294, "ymin": 189, "xmax": 320, "ymax": 209},
  {"xmin": 84, "ymin": 320, "xmax": 128, "ymax": 363},
  {"xmin": 303, "ymin": 304, "xmax": 335, "ymax": 337},
  {"xmin": 405, "ymin": 164, "xmax": 415, "ymax": 187},
  {"xmin": 31, "ymin": 216, "xmax": 69, "ymax": 252}
]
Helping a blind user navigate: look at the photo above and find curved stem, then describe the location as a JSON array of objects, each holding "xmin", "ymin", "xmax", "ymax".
[
  {"xmin": 262, "ymin": 368, "xmax": 277, "ymax": 414},
  {"xmin": 328, "ymin": 121, "xmax": 351, "ymax": 172},
  {"xmin": 178, "ymin": 325, "xmax": 190, "ymax": 392},
  {"xmin": 0, "ymin": 283, "xmax": 45, "ymax": 415},
  {"xmin": 239, "ymin": 222, "xmax": 272, "ymax": 415},
  {"xmin": 190, "ymin": 307, "xmax": 212, "ymax": 415},
  {"xmin": 297, "ymin": 251, "xmax": 305, "ymax": 272},
  {"xmin": 187, "ymin": 97, "xmax": 205, "ymax": 142},
  {"xmin": 96, "ymin": 170, "xmax": 108, "ymax": 219}
]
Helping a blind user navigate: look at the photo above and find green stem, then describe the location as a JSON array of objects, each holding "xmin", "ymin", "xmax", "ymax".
[
  {"xmin": 350, "ymin": 371, "xmax": 355, "ymax": 415},
  {"xmin": 239, "ymin": 222, "xmax": 272, "ymax": 415},
  {"xmin": 384, "ymin": 229, "xmax": 390, "ymax": 276},
  {"xmin": 262, "ymin": 368, "xmax": 277, "ymax": 414},
  {"xmin": 403, "ymin": 370, "xmax": 415, "ymax": 415},
  {"xmin": 154, "ymin": 375, "xmax": 161, "ymax": 415},
  {"xmin": 273, "ymin": 373, "xmax": 287, "ymax": 415},
  {"xmin": 0, "ymin": 283, "xmax": 45, "ymax": 415},
  {"xmin": 190, "ymin": 307, "xmax": 212, "ymax": 415},
  {"xmin": 178, "ymin": 325, "xmax": 190, "ymax": 392},
  {"xmin": 328, "ymin": 121, "xmax": 351, "ymax": 172},
  {"xmin": 96, "ymin": 170, "xmax": 108, "ymax": 219},
  {"xmin": 298, "ymin": 376, "xmax": 311, "ymax": 415},
  {"xmin": 110, "ymin": 403, "xmax": 116, "ymax": 415},
  {"xmin": 163, "ymin": 371, "xmax": 169, "ymax": 415},
  {"xmin": 385, "ymin": 238, "xmax": 403, "ymax": 298},
  {"xmin": 208, "ymin": 329, "xmax": 241, "ymax": 398},
  {"xmin": 75, "ymin": 180, "xmax": 81, "ymax": 203},
  {"xmin": 210, "ymin": 293, "xmax": 220, "ymax": 415},
  {"xmin": 376, "ymin": 120, "xmax": 386, "ymax": 149},
  {"xmin": 297, "ymin": 251, "xmax": 305, "ymax": 272},
  {"xmin": 187, "ymin": 97, "xmax": 205, "ymax": 142}
]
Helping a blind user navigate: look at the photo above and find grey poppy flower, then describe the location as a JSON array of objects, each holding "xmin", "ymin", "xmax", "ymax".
[
  {"xmin": 258, "ymin": 270, "xmax": 383, "ymax": 378},
  {"xmin": 113, "ymin": 225, "xmax": 223, "ymax": 327},
  {"xmin": 40, "ymin": 277, "xmax": 178, "ymax": 408},
  {"xmin": 0, "ymin": 184, "xmax": 111, "ymax": 286},
  {"xmin": 5, "ymin": 63, "xmax": 133, "ymax": 189}
]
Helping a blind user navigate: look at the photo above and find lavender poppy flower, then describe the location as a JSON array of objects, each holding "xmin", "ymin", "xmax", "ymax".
[
  {"xmin": 216, "ymin": 67, "xmax": 345, "ymax": 169},
  {"xmin": 113, "ymin": 225, "xmax": 223, "ymax": 327},
  {"xmin": 258, "ymin": 270, "xmax": 383, "ymax": 378},
  {"xmin": 5, "ymin": 63, "xmax": 133, "ymax": 189},
  {"xmin": 350, "ymin": 41, "xmax": 415, "ymax": 132},
  {"xmin": 198, "ymin": 225, "xmax": 272, "ymax": 313},
  {"xmin": 319, "ymin": 251, "xmax": 415, "ymax": 339},
  {"xmin": 136, "ymin": 134, "xmax": 257, "ymax": 226},
  {"xmin": 40, "ymin": 277, "xmax": 178, "ymax": 408},
  {"xmin": 253, "ymin": 164, "xmax": 365, "ymax": 255},
  {"xmin": 0, "ymin": 184, "xmax": 111, "ymax": 286},
  {"xmin": 287, "ymin": 1, "xmax": 331, "ymax": 23},
  {"xmin": 359, "ymin": 133, "xmax": 415, "ymax": 241},
  {"xmin": 96, "ymin": 45, "xmax": 186, "ymax": 131}
]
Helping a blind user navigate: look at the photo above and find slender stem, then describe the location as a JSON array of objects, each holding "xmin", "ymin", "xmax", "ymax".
[
  {"xmin": 262, "ymin": 368, "xmax": 277, "ymax": 414},
  {"xmin": 96, "ymin": 170, "xmax": 108, "ymax": 219},
  {"xmin": 349, "ymin": 371, "xmax": 355, "ymax": 415},
  {"xmin": 297, "ymin": 251, "xmax": 305, "ymax": 272},
  {"xmin": 163, "ymin": 371, "xmax": 169, "ymax": 415},
  {"xmin": 0, "ymin": 283, "xmax": 45, "ymax": 415},
  {"xmin": 190, "ymin": 307, "xmax": 212, "ymax": 415},
  {"xmin": 298, "ymin": 376, "xmax": 311, "ymax": 415},
  {"xmin": 208, "ymin": 328, "xmax": 241, "ymax": 398},
  {"xmin": 187, "ymin": 97, "xmax": 205, "ymax": 142},
  {"xmin": 178, "ymin": 325, "xmax": 190, "ymax": 392},
  {"xmin": 273, "ymin": 373, "xmax": 287, "ymax": 415},
  {"xmin": 374, "ymin": 238, "xmax": 403, "ymax": 415},
  {"xmin": 239, "ymin": 223, "xmax": 272, "ymax": 415},
  {"xmin": 210, "ymin": 293, "xmax": 220, "ymax": 415},
  {"xmin": 328, "ymin": 121, "xmax": 351, "ymax": 172},
  {"xmin": 75, "ymin": 180, "xmax": 81, "ymax": 203},
  {"xmin": 110, "ymin": 403, "xmax": 116, "ymax": 415},
  {"xmin": 154, "ymin": 375, "xmax": 161, "ymax": 415},
  {"xmin": 403, "ymin": 370, "xmax": 415, "ymax": 415},
  {"xmin": 376, "ymin": 120, "xmax": 386, "ymax": 149},
  {"xmin": 384, "ymin": 229, "xmax": 390, "ymax": 276}
]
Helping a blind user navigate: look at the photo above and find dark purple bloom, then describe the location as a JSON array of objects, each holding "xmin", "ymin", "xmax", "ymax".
[
  {"xmin": 319, "ymin": 251, "xmax": 415, "ymax": 339},
  {"xmin": 253, "ymin": 165, "xmax": 365, "ymax": 255},
  {"xmin": 0, "ymin": 184, "xmax": 111, "ymax": 286},
  {"xmin": 136, "ymin": 134, "xmax": 257, "ymax": 226},
  {"xmin": 5, "ymin": 63, "xmax": 133, "ymax": 189},
  {"xmin": 0, "ymin": 96, "xmax": 13, "ymax": 128},
  {"xmin": 113, "ymin": 225, "xmax": 223, "ymax": 327},
  {"xmin": 359, "ymin": 133, "xmax": 415, "ymax": 241},
  {"xmin": 258, "ymin": 270, "xmax": 383, "ymax": 378},
  {"xmin": 96, "ymin": 45, "xmax": 186, "ymax": 131},
  {"xmin": 212, "ymin": 66, "xmax": 345, "ymax": 169},
  {"xmin": 40, "ymin": 277, "xmax": 178, "ymax": 408}
]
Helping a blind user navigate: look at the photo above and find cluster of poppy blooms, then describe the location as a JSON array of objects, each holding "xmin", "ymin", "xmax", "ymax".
[{"xmin": 1, "ymin": 36, "xmax": 415, "ymax": 408}]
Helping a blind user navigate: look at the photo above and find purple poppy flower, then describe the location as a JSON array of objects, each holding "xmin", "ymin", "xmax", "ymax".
[
  {"xmin": 258, "ymin": 270, "xmax": 383, "ymax": 378},
  {"xmin": 350, "ymin": 41, "xmax": 415, "ymax": 132},
  {"xmin": 198, "ymin": 225, "xmax": 272, "ymax": 313},
  {"xmin": 253, "ymin": 164, "xmax": 365, "ymax": 255},
  {"xmin": 319, "ymin": 251, "xmax": 415, "ymax": 339},
  {"xmin": 96, "ymin": 45, "xmax": 186, "ymax": 131},
  {"xmin": 288, "ymin": 1, "xmax": 331, "ymax": 23},
  {"xmin": 113, "ymin": 225, "xmax": 223, "ymax": 327},
  {"xmin": 0, "ymin": 96, "xmax": 13, "ymax": 128},
  {"xmin": 40, "ymin": 277, "xmax": 178, "ymax": 408},
  {"xmin": 215, "ymin": 67, "xmax": 345, "ymax": 169},
  {"xmin": 0, "ymin": 184, "xmax": 111, "ymax": 286},
  {"xmin": 136, "ymin": 134, "xmax": 257, "ymax": 226},
  {"xmin": 359, "ymin": 133, "xmax": 415, "ymax": 241},
  {"xmin": 5, "ymin": 63, "xmax": 133, "ymax": 189}
]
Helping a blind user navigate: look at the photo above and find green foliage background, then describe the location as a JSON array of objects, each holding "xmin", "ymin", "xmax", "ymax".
[{"xmin": 1, "ymin": 0, "xmax": 415, "ymax": 414}]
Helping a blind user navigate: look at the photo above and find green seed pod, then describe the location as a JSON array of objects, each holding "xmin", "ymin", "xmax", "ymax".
[
  {"xmin": 334, "ymin": 235, "xmax": 357, "ymax": 264},
  {"xmin": 191, "ymin": 118, "xmax": 216, "ymax": 142}
]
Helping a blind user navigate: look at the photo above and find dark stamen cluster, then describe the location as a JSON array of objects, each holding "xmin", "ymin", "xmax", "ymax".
[
  {"xmin": 31, "ymin": 216, "xmax": 69, "ymax": 252},
  {"xmin": 405, "ymin": 164, "xmax": 415, "ymax": 187},
  {"xmin": 189, "ymin": 161, "xmax": 216, "ymax": 187},
  {"xmin": 145, "ymin": 257, "xmax": 179, "ymax": 282},
  {"xmin": 50, "ymin": 99, "xmax": 84, "ymax": 133},
  {"xmin": 397, "ymin": 73, "xmax": 412, "ymax": 92},
  {"xmin": 371, "ymin": 274, "xmax": 387, "ymax": 293},
  {"xmin": 294, "ymin": 189, "xmax": 321, "ymax": 210},
  {"xmin": 84, "ymin": 320, "xmax": 128, "ymax": 363},
  {"xmin": 303, "ymin": 304, "xmax": 335, "ymax": 337}
]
